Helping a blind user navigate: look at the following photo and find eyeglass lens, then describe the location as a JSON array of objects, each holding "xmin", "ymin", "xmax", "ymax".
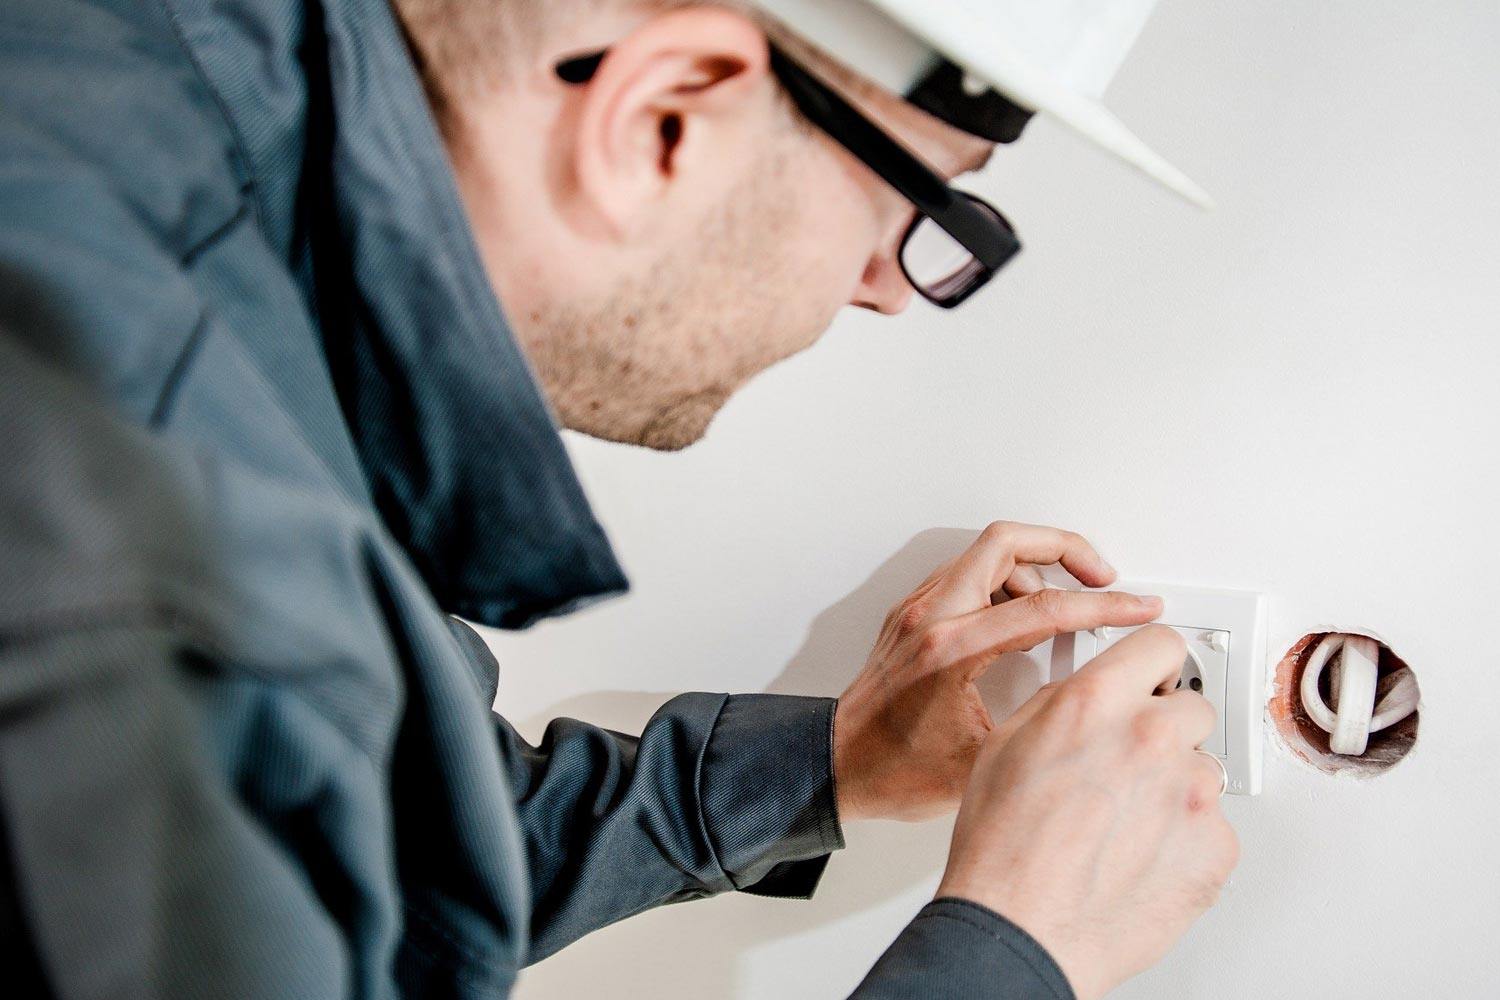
[{"xmin": 900, "ymin": 195, "xmax": 1010, "ymax": 306}]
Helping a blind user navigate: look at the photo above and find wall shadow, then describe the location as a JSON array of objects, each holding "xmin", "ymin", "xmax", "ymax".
[{"xmin": 517, "ymin": 528, "xmax": 1057, "ymax": 998}]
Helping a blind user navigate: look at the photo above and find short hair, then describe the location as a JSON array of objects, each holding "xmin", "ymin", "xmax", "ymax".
[
  {"xmin": 394, "ymin": 0, "xmax": 875, "ymax": 115},
  {"xmin": 396, "ymin": 0, "xmax": 757, "ymax": 102}
]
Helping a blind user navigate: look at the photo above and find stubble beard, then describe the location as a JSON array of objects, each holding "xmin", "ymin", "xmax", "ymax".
[
  {"xmin": 636, "ymin": 384, "xmax": 736, "ymax": 451},
  {"xmin": 530, "ymin": 140, "xmax": 811, "ymax": 452}
]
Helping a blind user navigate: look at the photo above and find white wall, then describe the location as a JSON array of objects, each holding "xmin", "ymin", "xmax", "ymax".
[{"xmin": 489, "ymin": 2, "xmax": 1500, "ymax": 995}]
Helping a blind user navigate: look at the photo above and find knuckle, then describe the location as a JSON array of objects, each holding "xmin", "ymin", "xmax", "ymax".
[
  {"xmin": 979, "ymin": 520, "xmax": 1015, "ymax": 546},
  {"xmin": 913, "ymin": 621, "xmax": 953, "ymax": 665},
  {"xmin": 1029, "ymin": 586, "xmax": 1069, "ymax": 624},
  {"xmin": 1130, "ymin": 711, "xmax": 1176, "ymax": 755},
  {"xmin": 1056, "ymin": 675, "xmax": 1108, "ymax": 724},
  {"xmin": 888, "ymin": 597, "xmax": 930, "ymax": 639},
  {"xmin": 1185, "ymin": 770, "xmax": 1220, "ymax": 814}
]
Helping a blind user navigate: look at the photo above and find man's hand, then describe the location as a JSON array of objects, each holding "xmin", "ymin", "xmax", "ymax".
[
  {"xmin": 833, "ymin": 522, "xmax": 1163, "ymax": 822},
  {"xmin": 937, "ymin": 625, "xmax": 1240, "ymax": 1000}
]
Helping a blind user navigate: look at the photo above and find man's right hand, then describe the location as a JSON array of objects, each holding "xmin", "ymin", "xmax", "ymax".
[{"xmin": 937, "ymin": 625, "xmax": 1240, "ymax": 1000}]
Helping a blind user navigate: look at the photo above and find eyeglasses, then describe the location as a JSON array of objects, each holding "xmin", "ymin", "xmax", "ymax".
[{"xmin": 556, "ymin": 46, "xmax": 1021, "ymax": 310}]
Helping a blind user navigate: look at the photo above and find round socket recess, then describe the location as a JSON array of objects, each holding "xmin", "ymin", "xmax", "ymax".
[{"xmin": 1064, "ymin": 582, "xmax": 1268, "ymax": 794}]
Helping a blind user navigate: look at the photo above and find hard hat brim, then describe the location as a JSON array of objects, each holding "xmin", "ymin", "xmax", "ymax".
[{"xmin": 868, "ymin": 0, "xmax": 1214, "ymax": 208}]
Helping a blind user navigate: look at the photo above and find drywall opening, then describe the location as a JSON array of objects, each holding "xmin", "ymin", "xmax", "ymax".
[{"xmin": 1270, "ymin": 632, "xmax": 1420, "ymax": 777}]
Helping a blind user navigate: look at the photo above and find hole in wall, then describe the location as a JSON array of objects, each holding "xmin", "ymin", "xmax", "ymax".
[{"xmin": 1270, "ymin": 632, "xmax": 1420, "ymax": 777}]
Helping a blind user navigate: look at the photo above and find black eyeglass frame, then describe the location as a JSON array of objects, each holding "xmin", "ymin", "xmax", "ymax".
[{"xmin": 556, "ymin": 46, "xmax": 1021, "ymax": 309}]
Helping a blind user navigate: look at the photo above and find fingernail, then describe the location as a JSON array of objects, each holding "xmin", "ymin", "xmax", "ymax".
[
  {"xmin": 1099, "ymin": 558, "xmax": 1117, "ymax": 577},
  {"xmin": 1137, "ymin": 595, "xmax": 1164, "ymax": 613}
]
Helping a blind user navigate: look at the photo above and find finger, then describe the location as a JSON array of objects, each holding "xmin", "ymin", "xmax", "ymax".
[
  {"xmin": 938, "ymin": 589, "xmax": 1164, "ymax": 673},
  {"xmin": 1076, "ymin": 623, "xmax": 1188, "ymax": 696},
  {"xmin": 934, "ymin": 522, "xmax": 1118, "ymax": 605},
  {"xmin": 1154, "ymin": 689, "xmax": 1219, "ymax": 750},
  {"xmin": 1182, "ymin": 751, "xmax": 1229, "ymax": 811},
  {"xmin": 998, "ymin": 565, "xmax": 1047, "ymax": 599}
]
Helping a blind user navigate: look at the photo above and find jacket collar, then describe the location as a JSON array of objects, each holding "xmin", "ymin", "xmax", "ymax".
[{"xmin": 304, "ymin": 0, "xmax": 627, "ymax": 628}]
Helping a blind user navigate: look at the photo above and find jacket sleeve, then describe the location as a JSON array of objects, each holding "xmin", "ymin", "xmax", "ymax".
[
  {"xmin": 445, "ymin": 620, "xmax": 846, "ymax": 964},
  {"xmin": 849, "ymin": 898, "xmax": 1077, "ymax": 1000}
]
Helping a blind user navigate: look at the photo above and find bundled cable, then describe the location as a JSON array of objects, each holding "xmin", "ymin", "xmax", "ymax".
[{"xmin": 1299, "ymin": 634, "xmax": 1420, "ymax": 756}]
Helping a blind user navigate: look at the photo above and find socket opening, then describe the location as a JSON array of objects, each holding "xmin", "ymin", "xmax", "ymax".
[
  {"xmin": 1174, "ymin": 647, "xmax": 1205, "ymax": 693},
  {"xmin": 1270, "ymin": 632, "xmax": 1419, "ymax": 777}
]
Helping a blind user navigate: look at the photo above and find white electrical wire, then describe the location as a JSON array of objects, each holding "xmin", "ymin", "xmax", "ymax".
[{"xmin": 1299, "ymin": 633, "xmax": 1420, "ymax": 756}]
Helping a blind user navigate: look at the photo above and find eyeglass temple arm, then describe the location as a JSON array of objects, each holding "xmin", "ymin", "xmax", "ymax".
[{"xmin": 767, "ymin": 48, "xmax": 1015, "ymax": 269}]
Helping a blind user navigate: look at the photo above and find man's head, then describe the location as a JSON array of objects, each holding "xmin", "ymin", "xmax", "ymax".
[{"xmin": 396, "ymin": 0, "xmax": 994, "ymax": 450}]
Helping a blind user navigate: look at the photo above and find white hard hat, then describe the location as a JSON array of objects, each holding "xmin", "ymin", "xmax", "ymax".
[{"xmin": 753, "ymin": 0, "xmax": 1212, "ymax": 208}]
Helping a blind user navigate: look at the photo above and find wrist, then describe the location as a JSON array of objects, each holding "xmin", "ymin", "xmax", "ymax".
[
  {"xmin": 833, "ymin": 696, "xmax": 968, "ymax": 822},
  {"xmin": 831, "ymin": 698, "xmax": 873, "ymax": 822}
]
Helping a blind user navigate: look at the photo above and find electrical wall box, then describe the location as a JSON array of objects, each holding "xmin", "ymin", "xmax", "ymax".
[{"xmin": 1062, "ymin": 583, "xmax": 1268, "ymax": 795}]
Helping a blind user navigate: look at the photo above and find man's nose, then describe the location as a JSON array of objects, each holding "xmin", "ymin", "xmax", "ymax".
[{"xmin": 850, "ymin": 251, "xmax": 914, "ymax": 316}]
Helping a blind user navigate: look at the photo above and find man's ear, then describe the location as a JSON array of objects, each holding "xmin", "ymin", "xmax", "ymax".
[{"xmin": 569, "ymin": 7, "xmax": 772, "ymax": 237}]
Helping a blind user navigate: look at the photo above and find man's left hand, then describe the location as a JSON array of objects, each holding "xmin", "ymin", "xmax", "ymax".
[{"xmin": 832, "ymin": 521, "xmax": 1163, "ymax": 822}]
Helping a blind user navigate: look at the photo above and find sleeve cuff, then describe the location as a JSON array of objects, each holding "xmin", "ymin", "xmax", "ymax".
[
  {"xmin": 851, "ymin": 898, "xmax": 1076, "ymax": 999},
  {"xmin": 697, "ymin": 694, "xmax": 845, "ymax": 897}
]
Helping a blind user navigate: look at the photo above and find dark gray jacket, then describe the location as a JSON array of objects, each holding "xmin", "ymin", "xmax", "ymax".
[{"xmin": 0, "ymin": 0, "xmax": 1073, "ymax": 996}]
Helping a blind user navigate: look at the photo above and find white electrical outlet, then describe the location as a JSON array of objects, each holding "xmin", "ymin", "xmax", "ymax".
[{"xmin": 1063, "ymin": 582, "xmax": 1268, "ymax": 795}]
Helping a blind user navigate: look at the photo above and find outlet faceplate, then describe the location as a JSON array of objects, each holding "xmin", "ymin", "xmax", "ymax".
[{"xmin": 1063, "ymin": 582, "xmax": 1268, "ymax": 795}]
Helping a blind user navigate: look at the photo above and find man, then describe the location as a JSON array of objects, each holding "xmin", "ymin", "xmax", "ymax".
[{"xmin": 0, "ymin": 0, "xmax": 1238, "ymax": 996}]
